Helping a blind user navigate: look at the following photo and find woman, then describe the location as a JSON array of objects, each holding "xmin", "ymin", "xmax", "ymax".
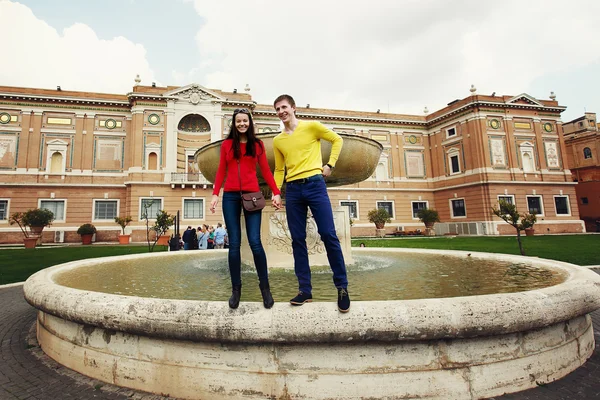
[
  {"xmin": 211, "ymin": 108, "xmax": 281, "ymax": 309},
  {"xmin": 197, "ymin": 225, "xmax": 208, "ymax": 250}
]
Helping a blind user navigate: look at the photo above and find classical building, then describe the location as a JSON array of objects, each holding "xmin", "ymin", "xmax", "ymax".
[
  {"xmin": 562, "ymin": 112, "xmax": 600, "ymax": 232},
  {"xmin": 0, "ymin": 82, "xmax": 584, "ymax": 244}
]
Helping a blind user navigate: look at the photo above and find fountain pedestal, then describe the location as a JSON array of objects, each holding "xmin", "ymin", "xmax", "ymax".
[{"xmin": 241, "ymin": 206, "xmax": 354, "ymax": 269}]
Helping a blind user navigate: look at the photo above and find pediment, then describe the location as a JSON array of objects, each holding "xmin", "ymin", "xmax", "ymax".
[
  {"xmin": 164, "ymin": 83, "xmax": 224, "ymax": 104},
  {"xmin": 46, "ymin": 139, "xmax": 69, "ymax": 146},
  {"xmin": 506, "ymin": 93, "xmax": 543, "ymax": 106}
]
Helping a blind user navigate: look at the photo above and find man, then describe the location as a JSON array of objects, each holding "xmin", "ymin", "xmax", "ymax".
[
  {"xmin": 213, "ymin": 222, "xmax": 227, "ymax": 250},
  {"xmin": 272, "ymin": 94, "xmax": 350, "ymax": 313},
  {"xmin": 182, "ymin": 226, "xmax": 193, "ymax": 250}
]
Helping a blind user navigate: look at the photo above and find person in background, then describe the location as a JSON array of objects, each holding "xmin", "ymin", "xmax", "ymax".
[
  {"xmin": 210, "ymin": 108, "xmax": 282, "ymax": 309},
  {"xmin": 272, "ymin": 94, "xmax": 350, "ymax": 313},
  {"xmin": 182, "ymin": 226, "xmax": 193, "ymax": 250},
  {"xmin": 197, "ymin": 225, "xmax": 209, "ymax": 250},
  {"xmin": 214, "ymin": 223, "xmax": 228, "ymax": 249},
  {"xmin": 207, "ymin": 226, "xmax": 215, "ymax": 249}
]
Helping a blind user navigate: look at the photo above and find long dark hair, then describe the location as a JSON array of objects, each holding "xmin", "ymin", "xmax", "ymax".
[{"xmin": 226, "ymin": 108, "xmax": 264, "ymax": 159}]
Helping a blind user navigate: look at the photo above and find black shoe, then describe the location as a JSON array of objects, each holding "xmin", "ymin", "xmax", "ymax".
[
  {"xmin": 229, "ymin": 285, "xmax": 241, "ymax": 309},
  {"xmin": 337, "ymin": 288, "xmax": 350, "ymax": 313},
  {"xmin": 259, "ymin": 282, "xmax": 274, "ymax": 309},
  {"xmin": 290, "ymin": 291, "xmax": 312, "ymax": 306}
]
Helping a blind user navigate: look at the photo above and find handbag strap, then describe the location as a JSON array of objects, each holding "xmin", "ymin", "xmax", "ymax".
[{"xmin": 237, "ymin": 159, "xmax": 243, "ymax": 195}]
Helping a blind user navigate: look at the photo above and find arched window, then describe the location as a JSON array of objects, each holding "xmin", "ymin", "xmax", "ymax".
[
  {"xmin": 583, "ymin": 147, "xmax": 592, "ymax": 159},
  {"xmin": 148, "ymin": 152, "xmax": 158, "ymax": 170},
  {"xmin": 50, "ymin": 152, "xmax": 63, "ymax": 173},
  {"xmin": 178, "ymin": 114, "xmax": 211, "ymax": 132}
]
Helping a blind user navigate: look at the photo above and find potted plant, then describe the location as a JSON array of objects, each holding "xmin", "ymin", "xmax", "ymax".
[
  {"xmin": 77, "ymin": 223, "xmax": 97, "ymax": 245},
  {"xmin": 143, "ymin": 209, "xmax": 175, "ymax": 252},
  {"xmin": 492, "ymin": 200, "xmax": 537, "ymax": 255},
  {"xmin": 9, "ymin": 209, "xmax": 55, "ymax": 248},
  {"xmin": 368, "ymin": 208, "xmax": 391, "ymax": 237},
  {"xmin": 417, "ymin": 208, "xmax": 440, "ymax": 236},
  {"xmin": 115, "ymin": 216, "xmax": 133, "ymax": 244}
]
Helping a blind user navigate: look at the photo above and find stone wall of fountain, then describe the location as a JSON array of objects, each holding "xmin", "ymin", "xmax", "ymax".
[{"xmin": 24, "ymin": 249, "xmax": 600, "ymax": 399}]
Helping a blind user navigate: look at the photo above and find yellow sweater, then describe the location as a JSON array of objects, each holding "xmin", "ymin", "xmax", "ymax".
[{"xmin": 273, "ymin": 120, "xmax": 343, "ymax": 188}]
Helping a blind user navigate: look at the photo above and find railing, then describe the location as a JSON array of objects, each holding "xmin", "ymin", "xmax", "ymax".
[{"xmin": 170, "ymin": 173, "xmax": 211, "ymax": 185}]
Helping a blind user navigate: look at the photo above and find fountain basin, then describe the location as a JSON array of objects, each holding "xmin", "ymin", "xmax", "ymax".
[{"xmin": 24, "ymin": 249, "xmax": 600, "ymax": 399}]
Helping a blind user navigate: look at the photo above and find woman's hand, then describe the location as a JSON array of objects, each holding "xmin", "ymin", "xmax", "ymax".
[
  {"xmin": 272, "ymin": 194, "xmax": 282, "ymax": 209},
  {"xmin": 210, "ymin": 195, "xmax": 219, "ymax": 213}
]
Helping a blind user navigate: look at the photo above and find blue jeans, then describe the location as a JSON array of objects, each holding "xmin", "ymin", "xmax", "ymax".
[
  {"xmin": 222, "ymin": 191, "xmax": 269, "ymax": 287},
  {"xmin": 285, "ymin": 175, "xmax": 348, "ymax": 294}
]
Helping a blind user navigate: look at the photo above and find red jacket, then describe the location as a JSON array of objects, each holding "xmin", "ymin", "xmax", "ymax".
[{"xmin": 212, "ymin": 139, "xmax": 281, "ymax": 195}]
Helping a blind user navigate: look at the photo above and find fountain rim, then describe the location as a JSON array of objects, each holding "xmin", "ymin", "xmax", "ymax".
[{"xmin": 23, "ymin": 248, "xmax": 600, "ymax": 344}]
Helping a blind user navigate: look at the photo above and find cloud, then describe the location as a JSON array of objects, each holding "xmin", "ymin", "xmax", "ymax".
[
  {"xmin": 0, "ymin": 0, "xmax": 157, "ymax": 94},
  {"xmin": 187, "ymin": 0, "xmax": 600, "ymax": 119}
]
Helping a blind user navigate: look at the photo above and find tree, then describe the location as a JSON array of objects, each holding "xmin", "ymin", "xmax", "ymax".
[
  {"xmin": 368, "ymin": 208, "xmax": 391, "ymax": 229},
  {"xmin": 115, "ymin": 216, "xmax": 133, "ymax": 235},
  {"xmin": 143, "ymin": 206, "xmax": 174, "ymax": 252},
  {"xmin": 491, "ymin": 200, "xmax": 537, "ymax": 256},
  {"xmin": 417, "ymin": 208, "xmax": 440, "ymax": 236}
]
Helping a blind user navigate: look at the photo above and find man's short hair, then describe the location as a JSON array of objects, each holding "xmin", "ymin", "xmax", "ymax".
[
  {"xmin": 273, "ymin": 94, "xmax": 295, "ymax": 108},
  {"xmin": 217, "ymin": 222, "xmax": 222, "ymax": 227},
  {"xmin": 187, "ymin": 226, "xmax": 192, "ymax": 229}
]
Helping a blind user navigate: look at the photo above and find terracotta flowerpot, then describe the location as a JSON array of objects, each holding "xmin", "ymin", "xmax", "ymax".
[
  {"xmin": 525, "ymin": 228, "xmax": 535, "ymax": 237},
  {"xmin": 157, "ymin": 235, "xmax": 170, "ymax": 246},
  {"xmin": 81, "ymin": 234, "xmax": 93, "ymax": 245},
  {"xmin": 118, "ymin": 234, "xmax": 130, "ymax": 245},
  {"xmin": 23, "ymin": 237, "xmax": 38, "ymax": 249}
]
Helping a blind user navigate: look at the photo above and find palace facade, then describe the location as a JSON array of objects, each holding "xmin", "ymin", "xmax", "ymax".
[
  {"xmin": 562, "ymin": 112, "xmax": 600, "ymax": 232},
  {"xmin": 0, "ymin": 82, "xmax": 585, "ymax": 244}
]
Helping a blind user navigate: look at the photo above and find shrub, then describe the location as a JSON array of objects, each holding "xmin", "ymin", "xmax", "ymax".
[
  {"xmin": 115, "ymin": 216, "xmax": 133, "ymax": 235},
  {"xmin": 368, "ymin": 208, "xmax": 391, "ymax": 229},
  {"xmin": 77, "ymin": 223, "xmax": 97, "ymax": 235}
]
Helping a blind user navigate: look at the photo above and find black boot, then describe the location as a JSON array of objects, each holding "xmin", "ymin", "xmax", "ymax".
[
  {"xmin": 229, "ymin": 284, "xmax": 241, "ymax": 309},
  {"xmin": 259, "ymin": 282, "xmax": 274, "ymax": 309}
]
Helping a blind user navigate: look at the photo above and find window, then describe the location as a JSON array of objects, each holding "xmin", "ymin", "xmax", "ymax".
[
  {"xmin": 526, "ymin": 196, "xmax": 543, "ymax": 215},
  {"xmin": 184, "ymin": 199, "xmax": 204, "ymax": 219},
  {"xmin": 94, "ymin": 200, "xmax": 118, "ymax": 220},
  {"xmin": 340, "ymin": 201, "xmax": 358, "ymax": 219},
  {"xmin": 376, "ymin": 201, "xmax": 394, "ymax": 219},
  {"xmin": 411, "ymin": 201, "xmax": 428, "ymax": 219},
  {"xmin": 554, "ymin": 196, "xmax": 570, "ymax": 216},
  {"xmin": 497, "ymin": 195, "xmax": 515, "ymax": 214},
  {"xmin": 40, "ymin": 200, "xmax": 65, "ymax": 221},
  {"xmin": 0, "ymin": 199, "xmax": 8, "ymax": 220},
  {"xmin": 582, "ymin": 197, "xmax": 589, "ymax": 205},
  {"xmin": 450, "ymin": 199, "xmax": 466, "ymax": 218},
  {"xmin": 140, "ymin": 198, "xmax": 162, "ymax": 220},
  {"xmin": 583, "ymin": 147, "xmax": 592, "ymax": 159},
  {"xmin": 446, "ymin": 127, "xmax": 457, "ymax": 138}
]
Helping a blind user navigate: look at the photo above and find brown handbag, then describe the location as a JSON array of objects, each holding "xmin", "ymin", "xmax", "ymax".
[{"xmin": 238, "ymin": 160, "xmax": 266, "ymax": 212}]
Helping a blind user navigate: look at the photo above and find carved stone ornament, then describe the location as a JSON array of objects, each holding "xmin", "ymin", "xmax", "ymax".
[{"xmin": 181, "ymin": 85, "xmax": 213, "ymax": 105}]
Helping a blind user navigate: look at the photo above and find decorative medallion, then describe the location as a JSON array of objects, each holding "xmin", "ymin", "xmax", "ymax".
[
  {"xmin": 489, "ymin": 119, "xmax": 500, "ymax": 129},
  {"xmin": 148, "ymin": 113, "xmax": 160, "ymax": 125},
  {"xmin": 105, "ymin": 118, "xmax": 117, "ymax": 129},
  {"xmin": 543, "ymin": 122, "xmax": 553, "ymax": 133},
  {"xmin": 408, "ymin": 135, "xmax": 418, "ymax": 144},
  {"xmin": 0, "ymin": 113, "xmax": 11, "ymax": 124},
  {"xmin": 189, "ymin": 93, "xmax": 201, "ymax": 105}
]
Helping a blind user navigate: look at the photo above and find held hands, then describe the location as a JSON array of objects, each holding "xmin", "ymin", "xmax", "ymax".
[
  {"xmin": 272, "ymin": 194, "xmax": 282, "ymax": 209},
  {"xmin": 210, "ymin": 194, "xmax": 219, "ymax": 213}
]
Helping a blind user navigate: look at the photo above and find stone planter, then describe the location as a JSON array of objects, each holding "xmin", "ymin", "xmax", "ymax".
[
  {"xmin": 80, "ymin": 234, "xmax": 93, "ymax": 245},
  {"xmin": 23, "ymin": 237, "xmax": 38, "ymax": 249},
  {"xmin": 375, "ymin": 228, "xmax": 386, "ymax": 238},
  {"xmin": 118, "ymin": 235, "xmax": 130, "ymax": 245},
  {"xmin": 525, "ymin": 228, "xmax": 535, "ymax": 237},
  {"xmin": 30, "ymin": 226, "xmax": 44, "ymax": 235}
]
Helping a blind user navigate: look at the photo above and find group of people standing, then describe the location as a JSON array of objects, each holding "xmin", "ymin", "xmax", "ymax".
[
  {"xmin": 210, "ymin": 94, "xmax": 351, "ymax": 313},
  {"xmin": 181, "ymin": 223, "xmax": 228, "ymax": 250}
]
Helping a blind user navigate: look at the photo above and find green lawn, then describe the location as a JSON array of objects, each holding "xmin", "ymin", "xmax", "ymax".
[
  {"xmin": 351, "ymin": 235, "xmax": 600, "ymax": 266},
  {"xmin": 0, "ymin": 245, "xmax": 167, "ymax": 285}
]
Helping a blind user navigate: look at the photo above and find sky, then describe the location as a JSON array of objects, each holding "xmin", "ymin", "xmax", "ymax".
[{"xmin": 1, "ymin": 0, "xmax": 599, "ymax": 122}]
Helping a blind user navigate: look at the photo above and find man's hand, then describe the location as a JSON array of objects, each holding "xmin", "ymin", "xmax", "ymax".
[
  {"xmin": 272, "ymin": 194, "xmax": 282, "ymax": 209},
  {"xmin": 322, "ymin": 164, "xmax": 333, "ymax": 177}
]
